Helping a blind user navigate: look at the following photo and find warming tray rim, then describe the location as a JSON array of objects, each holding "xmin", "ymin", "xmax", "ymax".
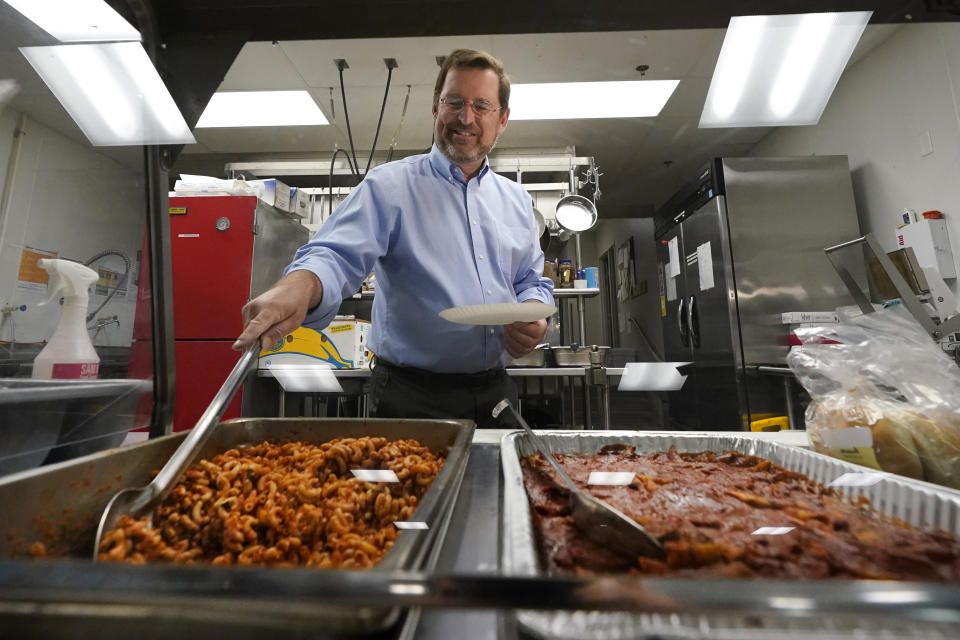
[{"xmin": 500, "ymin": 429, "xmax": 960, "ymax": 640}]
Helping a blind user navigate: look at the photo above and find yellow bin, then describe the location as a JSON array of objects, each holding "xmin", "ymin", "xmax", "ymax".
[{"xmin": 750, "ymin": 416, "xmax": 790, "ymax": 432}]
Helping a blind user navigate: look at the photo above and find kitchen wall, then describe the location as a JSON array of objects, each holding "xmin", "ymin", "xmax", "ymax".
[
  {"xmin": 559, "ymin": 218, "xmax": 665, "ymax": 429},
  {"xmin": 570, "ymin": 217, "xmax": 662, "ymax": 357},
  {"xmin": 0, "ymin": 108, "xmax": 145, "ymax": 349},
  {"xmin": 750, "ymin": 22, "xmax": 960, "ymax": 295}
]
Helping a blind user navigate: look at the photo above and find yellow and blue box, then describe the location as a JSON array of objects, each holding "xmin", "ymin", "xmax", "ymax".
[{"xmin": 258, "ymin": 319, "xmax": 370, "ymax": 369}]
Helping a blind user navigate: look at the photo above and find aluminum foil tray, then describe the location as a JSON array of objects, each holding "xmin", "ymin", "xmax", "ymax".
[
  {"xmin": 0, "ymin": 417, "xmax": 474, "ymax": 635},
  {"xmin": 501, "ymin": 430, "xmax": 960, "ymax": 640}
]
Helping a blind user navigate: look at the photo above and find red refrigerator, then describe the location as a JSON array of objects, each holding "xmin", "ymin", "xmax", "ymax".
[{"xmin": 133, "ymin": 195, "xmax": 308, "ymax": 431}]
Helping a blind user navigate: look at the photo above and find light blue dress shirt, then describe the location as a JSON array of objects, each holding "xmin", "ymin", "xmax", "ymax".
[{"xmin": 284, "ymin": 144, "xmax": 554, "ymax": 373}]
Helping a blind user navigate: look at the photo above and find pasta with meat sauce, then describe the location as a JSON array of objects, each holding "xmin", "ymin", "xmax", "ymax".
[
  {"xmin": 522, "ymin": 445, "xmax": 960, "ymax": 580},
  {"xmin": 98, "ymin": 437, "xmax": 444, "ymax": 568}
]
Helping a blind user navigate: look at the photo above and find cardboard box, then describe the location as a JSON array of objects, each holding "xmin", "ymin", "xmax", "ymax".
[
  {"xmin": 780, "ymin": 311, "xmax": 839, "ymax": 324},
  {"xmin": 248, "ymin": 178, "xmax": 292, "ymax": 212},
  {"xmin": 895, "ymin": 219, "xmax": 956, "ymax": 279},
  {"xmin": 288, "ymin": 187, "xmax": 310, "ymax": 217},
  {"xmin": 258, "ymin": 319, "xmax": 370, "ymax": 369}
]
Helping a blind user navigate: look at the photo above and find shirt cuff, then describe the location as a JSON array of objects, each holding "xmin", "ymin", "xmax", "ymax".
[
  {"xmin": 517, "ymin": 284, "xmax": 554, "ymax": 306},
  {"xmin": 282, "ymin": 265, "xmax": 340, "ymax": 329}
]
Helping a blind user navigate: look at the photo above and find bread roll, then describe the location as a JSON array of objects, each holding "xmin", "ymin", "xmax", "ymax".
[
  {"xmin": 904, "ymin": 410, "xmax": 960, "ymax": 490},
  {"xmin": 806, "ymin": 394, "xmax": 924, "ymax": 481},
  {"xmin": 869, "ymin": 411, "xmax": 924, "ymax": 481}
]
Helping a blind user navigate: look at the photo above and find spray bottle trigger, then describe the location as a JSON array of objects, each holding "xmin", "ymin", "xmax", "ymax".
[{"xmin": 37, "ymin": 261, "xmax": 62, "ymax": 307}]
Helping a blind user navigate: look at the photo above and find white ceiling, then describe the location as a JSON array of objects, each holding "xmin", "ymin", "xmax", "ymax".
[
  {"xmin": 0, "ymin": 15, "xmax": 898, "ymax": 218},
  {"xmin": 182, "ymin": 26, "xmax": 900, "ymax": 216}
]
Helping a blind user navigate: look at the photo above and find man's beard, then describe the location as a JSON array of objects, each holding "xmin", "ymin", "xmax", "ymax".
[{"xmin": 439, "ymin": 131, "xmax": 500, "ymax": 165}]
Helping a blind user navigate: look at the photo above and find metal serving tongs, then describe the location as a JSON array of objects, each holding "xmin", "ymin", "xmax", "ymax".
[
  {"xmin": 492, "ymin": 399, "xmax": 666, "ymax": 561},
  {"xmin": 93, "ymin": 344, "xmax": 259, "ymax": 560}
]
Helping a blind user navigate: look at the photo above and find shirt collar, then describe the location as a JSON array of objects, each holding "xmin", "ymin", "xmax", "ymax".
[{"xmin": 429, "ymin": 143, "xmax": 490, "ymax": 184}]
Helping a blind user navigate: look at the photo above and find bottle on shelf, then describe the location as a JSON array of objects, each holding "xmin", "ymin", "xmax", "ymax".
[{"xmin": 559, "ymin": 258, "xmax": 574, "ymax": 288}]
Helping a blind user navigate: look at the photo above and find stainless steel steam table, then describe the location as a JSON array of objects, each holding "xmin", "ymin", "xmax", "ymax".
[{"xmin": 259, "ymin": 366, "xmax": 614, "ymax": 428}]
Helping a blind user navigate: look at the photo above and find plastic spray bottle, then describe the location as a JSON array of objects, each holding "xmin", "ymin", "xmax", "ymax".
[{"xmin": 31, "ymin": 258, "xmax": 100, "ymax": 379}]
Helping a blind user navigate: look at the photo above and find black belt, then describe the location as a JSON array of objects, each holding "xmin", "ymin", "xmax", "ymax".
[{"xmin": 373, "ymin": 357, "xmax": 505, "ymax": 386}]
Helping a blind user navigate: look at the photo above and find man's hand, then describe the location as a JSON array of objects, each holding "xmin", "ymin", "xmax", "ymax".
[
  {"xmin": 232, "ymin": 270, "xmax": 323, "ymax": 352},
  {"xmin": 504, "ymin": 317, "xmax": 548, "ymax": 358}
]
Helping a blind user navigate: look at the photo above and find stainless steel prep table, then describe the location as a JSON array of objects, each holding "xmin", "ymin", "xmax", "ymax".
[{"xmin": 259, "ymin": 367, "xmax": 613, "ymax": 428}]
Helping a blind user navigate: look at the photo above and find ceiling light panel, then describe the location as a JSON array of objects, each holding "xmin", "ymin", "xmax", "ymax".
[
  {"xmin": 20, "ymin": 42, "xmax": 195, "ymax": 146},
  {"xmin": 351, "ymin": 469, "xmax": 400, "ymax": 483},
  {"xmin": 196, "ymin": 91, "xmax": 329, "ymax": 128},
  {"xmin": 587, "ymin": 471, "xmax": 636, "ymax": 486},
  {"xmin": 5, "ymin": 0, "xmax": 140, "ymax": 42},
  {"xmin": 509, "ymin": 81, "xmax": 679, "ymax": 120},
  {"xmin": 700, "ymin": 11, "xmax": 871, "ymax": 128}
]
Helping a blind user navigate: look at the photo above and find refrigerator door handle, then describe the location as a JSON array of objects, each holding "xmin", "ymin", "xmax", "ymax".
[
  {"xmin": 687, "ymin": 295, "xmax": 700, "ymax": 348},
  {"xmin": 677, "ymin": 297, "xmax": 689, "ymax": 347}
]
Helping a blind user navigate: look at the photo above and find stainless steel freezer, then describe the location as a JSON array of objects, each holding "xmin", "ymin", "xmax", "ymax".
[{"xmin": 654, "ymin": 156, "xmax": 864, "ymax": 430}]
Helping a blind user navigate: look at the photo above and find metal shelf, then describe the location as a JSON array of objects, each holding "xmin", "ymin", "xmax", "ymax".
[
  {"xmin": 225, "ymin": 152, "xmax": 592, "ymax": 178},
  {"xmin": 350, "ymin": 289, "xmax": 596, "ymax": 300},
  {"xmin": 506, "ymin": 367, "xmax": 586, "ymax": 377},
  {"xmin": 553, "ymin": 287, "xmax": 599, "ymax": 298}
]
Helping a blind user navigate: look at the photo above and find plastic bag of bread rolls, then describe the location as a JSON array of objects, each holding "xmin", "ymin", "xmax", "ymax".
[
  {"xmin": 805, "ymin": 390, "xmax": 925, "ymax": 481},
  {"xmin": 788, "ymin": 305, "xmax": 960, "ymax": 489}
]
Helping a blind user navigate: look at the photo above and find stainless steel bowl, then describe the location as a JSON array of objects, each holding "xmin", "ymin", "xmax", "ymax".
[{"xmin": 550, "ymin": 345, "xmax": 609, "ymax": 367}]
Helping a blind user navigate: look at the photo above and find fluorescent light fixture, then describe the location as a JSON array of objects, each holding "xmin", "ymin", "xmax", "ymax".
[
  {"xmin": 351, "ymin": 469, "xmax": 400, "ymax": 483},
  {"xmin": 827, "ymin": 472, "xmax": 884, "ymax": 488},
  {"xmin": 618, "ymin": 362, "xmax": 690, "ymax": 392},
  {"xmin": 862, "ymin": 589, "xmax": 929, "ymax": 604},
  {"xmin": 196, "ymin": 91, "xmax": 329, "ymax": 127},
  {"xmin": 587, "ymin": 471, "xmax": 636, "ymax": 486},
  {"xmin": 389, "ymin": 583, "xmax": 427, "ymax": 596},
  {"xmin": 708, "ymin": 16, "xmax": 767, "ymax": 120},
  {"xmin": 394, "ymin": 521, "xmax": 429, "ymax": 530},
  {"xmin": 5, "ymin": 0, "xmax": 140, "ymax": 42},
  {"xmin": 20, "ymin": 42, "xmax": 195, "ymax": 146},
  {"xmin": 751, "ymin": 526, "xmax": 795, "ymax": 535},
  {"xmin": 509, "ymin": 81, "xmax": 679, "ymax": 120},
  {"xmin": 266, "ymin": 363, "xmax": 344, "ymax": 393},
  {"xmin": 700, "ymin": 11, "xmax": 871, "ymax": 127},
  {"xmin": 768, "ymin": 597, "xmax": 816, "ymax": 610}
]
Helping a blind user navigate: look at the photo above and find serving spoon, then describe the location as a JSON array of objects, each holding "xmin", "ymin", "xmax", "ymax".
[
  {"xmin": 493, "ymin": 398, "xmax": 666, "ymax": 561},
  {"xmin": 93, "ymin": 344, "xmax": 259, "ymax": 560}
]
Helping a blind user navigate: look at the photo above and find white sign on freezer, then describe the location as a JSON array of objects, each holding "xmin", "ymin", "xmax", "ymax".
[{"xmin": 697, "ymin": 241, "xmax": 715, "ymax": 291}]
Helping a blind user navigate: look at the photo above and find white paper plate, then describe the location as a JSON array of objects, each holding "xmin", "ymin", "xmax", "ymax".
[
  {"xmin": 438, "ymin": 302, "xmax": 558, "ymax": 326},
  {"xmin": 617, "ymin": 361, "xmax": 691, "ymax": 391}
]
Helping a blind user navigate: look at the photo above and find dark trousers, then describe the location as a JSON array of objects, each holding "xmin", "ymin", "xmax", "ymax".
[{"xmin": 368, "ymin": 359, "xmax": 519, "ymax": 428}]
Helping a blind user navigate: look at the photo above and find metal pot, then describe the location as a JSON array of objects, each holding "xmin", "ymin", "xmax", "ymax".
[
  {"xmin": 550, "ymin": 344, "xmax": 609, "ymax": 367},
  {"xmin": 510, "ymin": 345, "xmax": 551, "ymax": 367}
]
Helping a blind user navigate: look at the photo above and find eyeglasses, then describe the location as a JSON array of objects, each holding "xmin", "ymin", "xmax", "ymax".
[{"xmin": 439, "ymin": 96, "xmax": 502, "ymax": 117}]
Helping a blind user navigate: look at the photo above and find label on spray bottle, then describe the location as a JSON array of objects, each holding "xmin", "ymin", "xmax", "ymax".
[{"xmin": 51, "ymin": 362, "xmax": 100, "ymax": 379}]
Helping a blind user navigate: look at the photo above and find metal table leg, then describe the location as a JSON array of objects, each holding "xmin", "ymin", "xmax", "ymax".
[
  {"xmin": 603, "ymin": 380, "xmax": 611, "ymax": 429},
  {"xmin": 583, "ymin": 371, "xmax": 591, "ymax": 430},
  {"xmin": 784, "ymin": 376, "xmax": 796, "ymax": 430}
]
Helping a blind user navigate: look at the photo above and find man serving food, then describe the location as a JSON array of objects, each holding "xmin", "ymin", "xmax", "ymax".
[{"xmin": 234, "ymin": 48, "xmax": 554, "ymax": 427}]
